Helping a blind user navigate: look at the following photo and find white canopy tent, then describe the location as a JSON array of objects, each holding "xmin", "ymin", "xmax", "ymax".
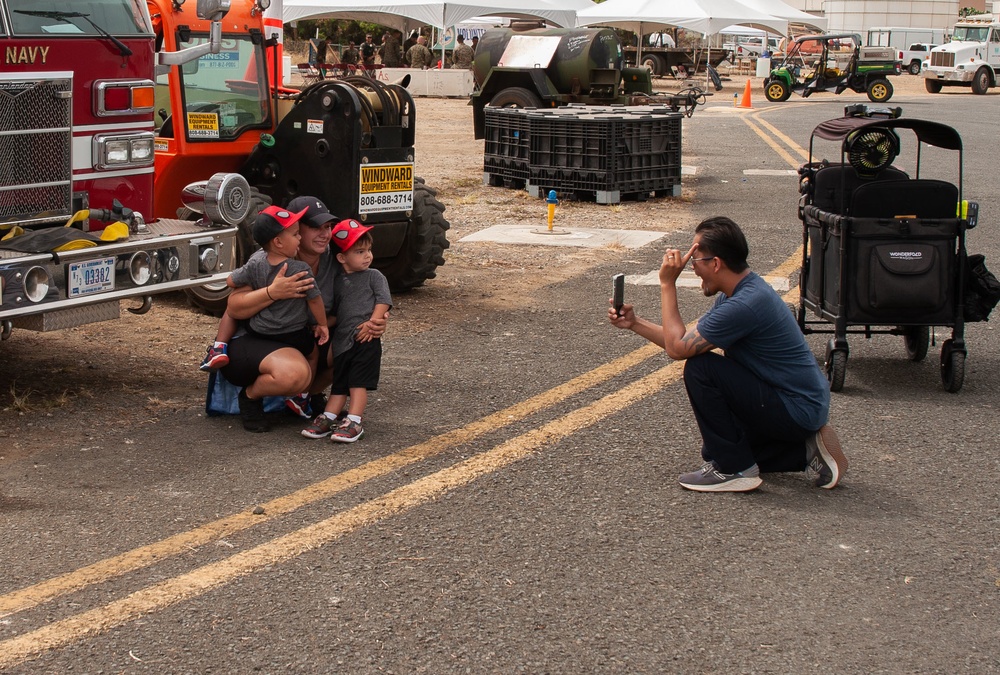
[
  {"xmin": 575, "ymin": 0, "xmax": 787, "ymax": 37},
  {"xmin": 576, "ymin": 0, "xmax": 786, "ymax": 85},
  {"xmin": 284, "ymin": 0, "xmax": 587, "ymax": 67},
  {"xmin": 738, "ymin": 0, "xmax": 827, "ymax": 32},
  {"xmin": 283, "ymin": 0, "xmax": 583, "ymax": 32}
]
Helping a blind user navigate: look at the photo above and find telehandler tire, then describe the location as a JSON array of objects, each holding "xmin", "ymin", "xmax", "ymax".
[{"xmin": 376, "ymin": 177, "xmax": 451, "ymax": 291}]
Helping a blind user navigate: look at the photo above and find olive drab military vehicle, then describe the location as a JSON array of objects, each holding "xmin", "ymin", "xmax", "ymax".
[{"xmin": 470, "ymin": 27, "xmax": 709, "ymax": 139}]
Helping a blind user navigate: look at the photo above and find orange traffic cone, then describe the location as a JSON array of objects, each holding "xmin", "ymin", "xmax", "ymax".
[{"xmin": 736, "ymin": 78, "xmax": 753, "ymax": 109}]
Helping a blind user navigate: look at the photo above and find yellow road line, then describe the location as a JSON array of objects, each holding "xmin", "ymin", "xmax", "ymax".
[
  {"xmin": 771, "ymin": 245, "xmax": 805, "ymax": 282},
  {"xmin": 740, "ymin": 109, "xmax": 810, "ymax": 168},
  {"xmin": 741, "ymin": 114, "xmax": 801, "ymax": 168},
  {"xmin": 0, "ymin": 359, "xmax": 687, "ymax": 668},
  {"xmin": 0, "ymin": 342, "xmax": 663, "ymax": 619},
  {"xmin": 751, "ymin": 113, "xmax": 811, "ymax": 163}
]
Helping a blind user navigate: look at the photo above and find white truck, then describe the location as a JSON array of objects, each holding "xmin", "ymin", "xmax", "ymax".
[
  {"xmin": 733, "ymin": 36, "xmax": 782, "ymax": 58},
  {"xmin": 899, "ymin": 42, "xmax": 938, "ymax": 74},
  {"xmin": 923, "ymin": 15, "xmax": 1000, "ymax": 94},
  {"xmin": 867, "ymin": 26, "xmax": 947, "ymax": 51}
]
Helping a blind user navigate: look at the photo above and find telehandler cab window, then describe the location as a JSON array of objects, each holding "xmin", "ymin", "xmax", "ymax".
[
  {"xmin": 170, "ymin": 34, "xmax": 271, "ymax": 142},
  {"xmin": 9, "ymin": 0, "xmax": 150, "ymax": 35}
]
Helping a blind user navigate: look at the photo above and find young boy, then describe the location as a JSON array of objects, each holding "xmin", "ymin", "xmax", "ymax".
[
  {"xmin": 227, "ymin": 205, "xmax": 329, "ymax": 379},
  {"xmin": 301, "ymin": 219, "xmax": 391, "ymax": 443}
]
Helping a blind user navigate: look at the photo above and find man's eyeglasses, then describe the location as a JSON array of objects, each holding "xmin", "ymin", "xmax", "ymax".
[{"xmin": 689, "ymin": 256, "xmax": 716, "ymax": 264}]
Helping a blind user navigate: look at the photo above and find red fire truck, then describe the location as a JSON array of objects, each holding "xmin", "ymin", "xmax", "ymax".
[{"xmin": 0, "ymin": 0, "xmax": 244, "ymax": 338}]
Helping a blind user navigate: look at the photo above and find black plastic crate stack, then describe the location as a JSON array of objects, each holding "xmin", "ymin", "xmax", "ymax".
[
  {"xmin": 529, "ymin": 105, "xmax": 682, "ymax": 204},
  {"xmin": 482, "ymin": 104, "xmax": 683, "ymax": 204},
  {"xmin": 482, "ymin": 106, "xmax": 531, "ymax": 188}
]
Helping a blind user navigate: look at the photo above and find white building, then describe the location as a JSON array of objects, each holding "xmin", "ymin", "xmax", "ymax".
[{"xmin": 787, "ymin": 0, "xmax": 972, "ymax": 35}]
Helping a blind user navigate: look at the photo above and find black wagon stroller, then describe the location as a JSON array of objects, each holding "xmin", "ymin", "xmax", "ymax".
[{"xmin": 796, "ymin": 106, "xmax": 979, "ymax": 392}]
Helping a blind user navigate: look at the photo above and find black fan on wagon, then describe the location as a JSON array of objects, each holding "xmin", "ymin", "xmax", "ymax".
[{"xmin": 846, "ymin": 127, "xmax": 900, "ymax": 176}]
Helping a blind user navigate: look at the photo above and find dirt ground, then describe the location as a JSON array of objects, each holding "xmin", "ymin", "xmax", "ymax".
[{"xmin": 0, "ymin": 71, "xmax": 932, "ymax": 460}]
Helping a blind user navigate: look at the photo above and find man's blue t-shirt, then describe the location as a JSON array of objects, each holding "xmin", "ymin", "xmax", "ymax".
[{"xmin": 696, "ymin": 272, "xmax": 829, "ymax": 430}]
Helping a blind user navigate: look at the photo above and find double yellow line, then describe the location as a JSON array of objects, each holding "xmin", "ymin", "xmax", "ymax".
[
  {"xmin": 1, "ymin": 342, "xmax": 674, "ymax": 666},
  {"xmin": 737, "ymin": 106, "xmax": 811, "ymax": 167}
]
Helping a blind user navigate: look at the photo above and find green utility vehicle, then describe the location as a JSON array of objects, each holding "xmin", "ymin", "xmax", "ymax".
[{"xmin": 763, "ymin": 33, "xmax": 902, "ymax": 103}]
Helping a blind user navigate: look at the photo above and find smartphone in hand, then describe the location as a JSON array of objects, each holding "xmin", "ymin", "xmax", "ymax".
[{"xmin": 612, "ymin": 273, "xmax": 625, "ymax": 316}]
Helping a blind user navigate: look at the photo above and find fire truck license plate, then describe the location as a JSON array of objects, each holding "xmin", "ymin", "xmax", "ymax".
[{"xmin": 68, "ymin": 257, "xmax": 116, "ymax": 297}]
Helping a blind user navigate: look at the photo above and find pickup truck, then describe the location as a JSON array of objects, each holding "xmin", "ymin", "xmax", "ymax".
[
  {"xmin": 899, "ymin": 42, "xmax": 938, "ymax": 74},
  {"xmin": 724, "ymin": 36, "xmax": 781, "ymax": 58}
]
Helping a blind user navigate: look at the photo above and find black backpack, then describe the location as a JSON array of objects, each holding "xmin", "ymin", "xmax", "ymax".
[{"xmin": 964, "ymin": 254, "xmax": 1000, "ymax": 322}]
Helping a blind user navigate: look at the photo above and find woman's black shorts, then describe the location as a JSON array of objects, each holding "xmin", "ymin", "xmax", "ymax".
[{"xmin": 222, "ymin": 327, "xmax": 316, "ymax": 388}]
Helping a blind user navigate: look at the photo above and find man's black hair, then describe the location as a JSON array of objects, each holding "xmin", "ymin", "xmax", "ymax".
[{"xmin": 695, "ymin": 216, "xmax": 749, "ymax": 273}]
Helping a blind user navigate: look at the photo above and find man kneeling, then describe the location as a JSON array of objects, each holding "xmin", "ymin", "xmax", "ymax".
[{"xmin": 608, "ymin": 216, "xmax": 847, "ymax": 492}]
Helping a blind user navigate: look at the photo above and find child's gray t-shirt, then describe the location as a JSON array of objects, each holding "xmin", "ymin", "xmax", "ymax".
[
  {"xmin": 332, "ymin": 268, "xmax": 392, "ymax": 357},
  {"xmin": 229, "ymin": 250, "xmax": 321, "ymax": 335}
]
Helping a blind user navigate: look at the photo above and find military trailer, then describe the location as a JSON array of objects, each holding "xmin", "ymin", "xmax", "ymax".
[{"xmin": 471, "ymin": 27, "xmax": 704, "ymax": 139}]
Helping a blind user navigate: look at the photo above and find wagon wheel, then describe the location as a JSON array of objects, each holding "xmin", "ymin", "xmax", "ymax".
[
  {"xmin": 903, "ymin": 326, "xmax": 930, "ymax": 362},
  {"xmin": 825, "ymin": 349, "xmax": 847, "ymax": 392},
  {"xmin": 940, "ymin": 339, "xmax": 966, "ymax": 393}
]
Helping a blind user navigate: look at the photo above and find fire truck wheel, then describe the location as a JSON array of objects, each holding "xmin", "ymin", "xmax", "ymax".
[
  {"xmin": 375, "ymin": 177, "xmax": 451, "ymax": 292},
  {"xmin": 866, "ymin": 78, "xmax": 893, "ymax": 102},
  {"xmin": 182, "ymin": 187, "xmax": 270, "ymax": 315},
  {"xmin": 971, "ymin": 68, "xmax": 991, "ymax": 95},
  {"xmin": 925, "ymin": 79, "xmax": 942, "ymax": 94},
  {"xmin": 490, "ymin": 87, "xmax": 543, "ymax": 109}
]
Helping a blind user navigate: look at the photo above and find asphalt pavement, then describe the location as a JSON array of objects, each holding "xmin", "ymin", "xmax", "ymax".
[{"xmin": 1, "ymin": 83, "xmax": 999, "ymax": 672}]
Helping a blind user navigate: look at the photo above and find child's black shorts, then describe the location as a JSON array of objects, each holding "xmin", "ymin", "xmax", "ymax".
[{"xmin": 331, "ymin": 339, "xmax": 381, "ymax": 394}]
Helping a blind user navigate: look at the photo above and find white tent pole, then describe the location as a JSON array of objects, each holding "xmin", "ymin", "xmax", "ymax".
[
  {"xmin": 637, "ymin": 21, "xmax": 643, "ymax": 67},
  {"xmin": 705, "ymin": 33, "xmax": 710, "ymax": 89}
]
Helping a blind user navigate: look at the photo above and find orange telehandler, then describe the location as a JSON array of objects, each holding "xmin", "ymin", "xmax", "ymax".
[{"xmin": 149, "ymin": 0, "xmax": 449, "ymax": 312}]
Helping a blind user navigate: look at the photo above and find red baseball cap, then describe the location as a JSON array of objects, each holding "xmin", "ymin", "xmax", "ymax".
[
  {"xmin": 331, "ymin": 218, "xmax": 373, "ymax": 252},
  {"xmin": 253, "ymin": 205, "xmax": 308, "ymax": 246}
]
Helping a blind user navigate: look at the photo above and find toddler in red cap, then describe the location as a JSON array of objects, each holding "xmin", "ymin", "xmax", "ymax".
[{"xmin": 301, "ymin": 219, "xmax": 391, "ymax": 443}]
